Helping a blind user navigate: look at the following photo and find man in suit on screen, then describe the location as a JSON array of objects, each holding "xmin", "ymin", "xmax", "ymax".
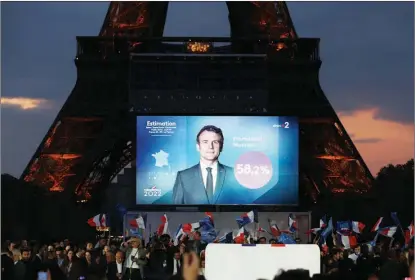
[{"xmin": 172, "ymin": 125, "xmax": 240, "ymax": 204}]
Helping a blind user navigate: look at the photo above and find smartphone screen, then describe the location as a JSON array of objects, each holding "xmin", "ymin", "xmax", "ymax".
[{"xmin": 37, "ymin": 271, "xmax": 48, "ymax": 280}]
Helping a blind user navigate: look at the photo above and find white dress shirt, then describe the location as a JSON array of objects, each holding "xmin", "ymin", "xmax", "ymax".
[
  {"xmin": 125, "ymin": 248, "xmax": 139, "ymax": 269},
  {"xmin": 200, "ymin": 161, "xmax": 218, "ymax": 193},
  {"xmin": 116, "ymin": 262, "xmax": 123, "ymax": 273},
  {"xmin": 348, "ymin": 253, "xmax": 358, "ymax": 264},
  {"xmin": 173, "ymin": 259, "xmax": 181, "ymax": 275}
]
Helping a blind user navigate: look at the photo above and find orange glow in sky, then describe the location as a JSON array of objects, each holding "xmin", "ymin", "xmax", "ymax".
[
  {"xmin": 1, "ymin": 97, "xmax": 50, "ymax": 110},
  {"xmin": 338, "ymin": 108, "xmax": 414, "ymax": 176}
]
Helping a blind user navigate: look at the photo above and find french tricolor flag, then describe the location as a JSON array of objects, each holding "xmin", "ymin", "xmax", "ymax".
[
  {"xmin": 236, "ymin": 210, "xmax": 258, "ymax": 228},
  {"xmin": 182, "ymin": 222, "xmax": 200, "ymax": 233},
  {"xmin": 379, "ymin": 226, "xmax": 397, "ymax": 238},
  {"xmin": 129, "ymin": 215, "xmax": 146, "ymax": 229},
  {"xmin": 371, "ymin": 217, "xmax": 383, "ymax": 232},
  {"xmin": 288, "ymin": 214, "xmax": 297, "ymax": 233},
  {"xmin": 351, "ymin": 221, "xmax": 365, "ymax": 234},
  {"xmin": 157, "ymin": 214, "xmax": 169, "ymax": 236},
  {"xmin": 340, "ymin": 234, "xmax": 358, "ymax": 249},
  {"xmin": 173, "ymin": 224, "xmax": 187, "ymax": 246},
  {"xmin": 87, "ymin": 214, "xmax": 106, "ymax": 227},
  {"xmin": 233, "ymin": 227, "xmax": 245, "ymax": 244}
]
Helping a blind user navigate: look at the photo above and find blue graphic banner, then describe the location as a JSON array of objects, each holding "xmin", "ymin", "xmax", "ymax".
[{"xmin": 136, "ymin": 116, "xmax": 298, "ymax": 205}]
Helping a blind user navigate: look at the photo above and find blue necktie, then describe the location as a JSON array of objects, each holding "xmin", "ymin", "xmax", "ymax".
[{"xmin": 206, "ymin": 167, "xmax": 213, "ymax": 202}]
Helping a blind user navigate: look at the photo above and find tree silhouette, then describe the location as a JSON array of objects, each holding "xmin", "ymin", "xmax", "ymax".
[{"xmin": 372, "ymin": 159, "xmax": 414, "ymax": 224}]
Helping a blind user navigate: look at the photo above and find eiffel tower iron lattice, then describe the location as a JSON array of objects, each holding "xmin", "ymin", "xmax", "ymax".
[{"xmin": 21, "ymin": 1, "xmax": 372, "ymax": 202}]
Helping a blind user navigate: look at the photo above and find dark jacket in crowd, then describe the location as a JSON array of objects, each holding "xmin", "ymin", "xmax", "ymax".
[
  {"xmin": 67, "ymin": 257, "xmax": 87, "ymax": 280},
  {"xmin": 1, "ymin": 253, "xmax": 14, "ymax": 280},
  {"xmin": 148, "ymin": 248, "xmax": 170, "ymax": 280}
]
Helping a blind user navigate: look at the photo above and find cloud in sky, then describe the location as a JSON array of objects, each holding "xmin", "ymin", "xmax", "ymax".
[
  {"xmin": 1, "ymin": 97, "xmax": 52, "ymax": 110},
  {"xmin": 338, "ymin": 108, "xmax": 414, "ymax": 176}
]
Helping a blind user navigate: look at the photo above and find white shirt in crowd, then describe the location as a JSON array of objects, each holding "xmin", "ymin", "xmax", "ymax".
[
  {"xmin": 348, "ymin": 253, "xmax": 358, "ymax": 264},
  {"xmin": 200, "ymin": 161, "xmax": 218, "ymax": 193},
  {"xmin": 125, "ymin": 248, "xmax": 139, "ymax": 269},
  {"xmin": 116, "ymin": 262, "xmax": 123, "ymax": 274},
  {"xmin": 173, "ymin": 259, "xmax": 181, "ymax": 275}
]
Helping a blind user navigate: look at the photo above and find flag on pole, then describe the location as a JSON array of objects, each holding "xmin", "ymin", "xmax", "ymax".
[
  {"xmin": 288, "ymin": 213, "xmax": 298, "ymax": 233},
  {"xmin": 157, "ymin": 214, "xmax": 168, "ymax": 236},
  {"xmin": 339, "ymin": 234, "xmax": 358, "ymax": 249},
  {"xmin": 233, "ymin": 227, "xmax": 245, "ymax": 244},
  {"xmin": 129, "ymin": 215, "xmax": 146, "ymax": 229},
  {"xmin": 351, "ymin": 221, "xmax": 365, "ymax": 234},
  {"xmin": 379, "ymin": 226, "xmax": 397, "ymax": 238},
  {"xmin": 371, "ymin": 217, "xmax": 383, "ymax": 232},
  {"xmin": 182, "ymin": 223, "xmax": 200, "ymax": 233},
  {"xmin": 87, "ymin": 214, "xmax": 107, "ymax": 227},
  {"xmin": 236, "ymin": 210, "xmax": 258, "ymax": 228},
  {"xmin": 173, "ymin": 224, "xmax": 187, "ymax": 246}
]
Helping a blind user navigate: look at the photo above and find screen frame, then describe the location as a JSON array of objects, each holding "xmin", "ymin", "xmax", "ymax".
[{"xmin": 134, "ymin": 113, "xmax": 299, "ymax": 207}]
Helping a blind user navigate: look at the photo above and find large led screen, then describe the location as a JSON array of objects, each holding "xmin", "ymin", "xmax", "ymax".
[{"xmin": 136, "ymin": 116, "xmax": 299, "ymax": 205}]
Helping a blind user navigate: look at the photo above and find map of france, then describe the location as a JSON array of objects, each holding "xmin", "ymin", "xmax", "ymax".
[{"xmin": 152, "ymin": 150, "xmax": 169, "ymax": 167}]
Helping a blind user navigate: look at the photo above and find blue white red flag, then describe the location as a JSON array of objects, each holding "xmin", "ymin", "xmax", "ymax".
[
  {"xmin": 87, "ymin": 214, "xmax": 107, "ymax": 227},
  {"xmin": 157, "ymin": 214, "xmax": 169, "ymax": 236},
  {"xmin": 351, "ymin": 221, "xmax": 365, "ymax": 234},
  {"xmin": 233, "ymin": 227, "xmax": 245, "ymax": 244},
  {"xmin": 379, "ymin": 226, "xmax": 397, "ymax": 238},
  {"xmin": 236, "ymin": 210, "xmax": 258, "ymax": 228},
  {"xmin": 371, "ymin": 217, "xmax": 383, "ymax": 232},
  {"xmin": 288, "ymin": 214, "xmax": 297, "ymax": 233}
]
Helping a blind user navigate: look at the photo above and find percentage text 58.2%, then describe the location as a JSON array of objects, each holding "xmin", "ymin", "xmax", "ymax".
[{"xmin": 235, "ymin": 164, "xmax": 271, "ymax": 176}]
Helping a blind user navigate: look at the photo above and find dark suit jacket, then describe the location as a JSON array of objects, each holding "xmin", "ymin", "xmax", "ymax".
[
  {"xmin": 1, "ymin": 253, "xmax": 14, "ymax": 280},
  {"xmin": 165, "ymin": 256, "xmax": 183, "ymax": 276},
  {"xmin": 107, "ymin": 261, "xmax": 124, "ymax": 280},
  {"xmin": 13, "ymin": 261, "xmax": 26, "ymax": 280},
  {"xmin": 172, "ymin": 163, "xmax": 243, "ymax": 204}
]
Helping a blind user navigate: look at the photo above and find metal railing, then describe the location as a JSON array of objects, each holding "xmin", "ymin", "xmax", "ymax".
[{"xmin": 76, "ymin": 36, "xmax": 320, "ymax": 62}]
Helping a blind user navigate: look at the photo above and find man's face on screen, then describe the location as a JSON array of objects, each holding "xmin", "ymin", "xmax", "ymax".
[{"xmin": 197, "ymin": 131, "xmax": 221, "ymax": 163}]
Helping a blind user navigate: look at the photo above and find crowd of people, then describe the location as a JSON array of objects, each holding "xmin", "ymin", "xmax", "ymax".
[{"xmin": 1, "ymin": 233, "xmax": 414, "ymax": 280}]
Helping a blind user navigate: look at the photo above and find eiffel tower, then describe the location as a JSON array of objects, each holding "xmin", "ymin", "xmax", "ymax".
[{"xmin": 21, "ymin": 1, "xmax": 372, "ymax": 204}]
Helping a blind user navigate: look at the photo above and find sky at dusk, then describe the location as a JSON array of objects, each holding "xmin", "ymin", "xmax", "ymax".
[{"xmin": 1, "ymin": 1, "xmax": 414, "ymax": 178}]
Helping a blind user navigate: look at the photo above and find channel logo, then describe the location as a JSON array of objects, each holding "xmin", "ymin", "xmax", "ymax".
[{"xmin": 143, "ymin": 186, "xmax": 162, "ymax": 197}]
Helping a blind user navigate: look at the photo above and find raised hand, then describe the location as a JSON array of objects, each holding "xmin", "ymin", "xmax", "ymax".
[{"xmin": 182, "ymin": 251, "xmax": 200, "ymax": 280}]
